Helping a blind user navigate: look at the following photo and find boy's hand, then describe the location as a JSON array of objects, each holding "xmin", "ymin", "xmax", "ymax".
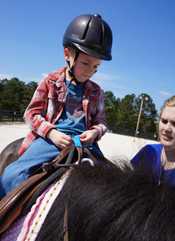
[
  {"xmin": 80, "ymin": 129, "xmax": 98, "ymax": 144},
  {"xmin": 47, "ymin": 129, "xmax": 72, "ymax": 149}
]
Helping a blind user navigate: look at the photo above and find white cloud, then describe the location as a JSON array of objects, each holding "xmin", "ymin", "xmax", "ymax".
[
  {"xmin": 159, "ymin": 90, "xmax": 172, "ymax": 97},
  {"xmin": 0, "ymin": 73, "xmax": 44, "ymax": 83},
  {"xmin": 0, "ymin": 73, "xmax": 15, "ymax": 80},
  {"xmin": 21, "ymin": 73, "xmax": 47, "ymax": 83},
  {"xmin": 93, "ymin": 72, "xmax": 120, "ymax": 82},
  {"xmin": 92, "ymin": 72, "xmax": 131, "ymax": 98},
  {"xmin": 41, "ymin": 73, "xmax": 49, "ymax": 78}
]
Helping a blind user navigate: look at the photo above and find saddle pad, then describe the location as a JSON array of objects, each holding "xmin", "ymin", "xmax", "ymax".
[
  {"xmin": 0, "ymin": 186, "xmax": 48, "ymax": 241},
  {"xmin": 17, "ymin": 170, "xmax": 71, "ymax": 241},
  {"xmin": 0, "ymin": 216, "xmax": 26, "ymax": 241}
]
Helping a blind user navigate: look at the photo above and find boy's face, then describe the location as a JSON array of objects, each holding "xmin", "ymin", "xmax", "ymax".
[{"xmin": 64, "ymin": 48, "xmax": 101, "ymax": 83}]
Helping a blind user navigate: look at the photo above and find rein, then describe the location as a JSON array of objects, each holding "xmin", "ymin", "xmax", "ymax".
[
  {"xmin": 64, "ymin": 206, "xmax": 69, "ymax": 241},
  {"xmin": 0, "ymin": 134, "xmax": 99, "ymax": 238}
]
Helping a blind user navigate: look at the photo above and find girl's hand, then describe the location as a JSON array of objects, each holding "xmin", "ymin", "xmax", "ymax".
[
  {"xmin": 47, "ymin": 129, "xmax": 72, "ymax": 149},
  {"xmin": 80, "ymin": 130, "xmax": 98, "ymax": 144}
]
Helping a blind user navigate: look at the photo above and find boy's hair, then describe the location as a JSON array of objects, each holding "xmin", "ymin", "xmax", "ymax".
[
  {"xmin": 160, "ymin": 95, "xmax": 175, "ymax": 117},
  {"xmin": 63, "ymin": 14, "xmax": 113, "ymax": 61}
]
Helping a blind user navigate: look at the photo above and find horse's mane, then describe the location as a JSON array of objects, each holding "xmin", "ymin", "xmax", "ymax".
[{"xmin": 36, "ymin": 162, "xmax": 175, "ymax": 241}]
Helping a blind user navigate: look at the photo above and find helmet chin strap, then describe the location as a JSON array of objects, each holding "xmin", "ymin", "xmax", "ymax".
[
  {"xmin": 66, "ymin": 59, "xmax": 74, "ymax": 80},
  {"xmin": 66, "ymin": 49, "xmax": 85, "ymax": 84},
  {"xmin": 66, "ymin": 48, "xmax": 97, "ymax": 83}
]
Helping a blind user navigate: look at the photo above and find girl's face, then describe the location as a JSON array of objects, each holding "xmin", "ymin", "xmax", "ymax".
[
  {"xmin": 64, "ymin": 48, "xmax": 101, "ymax": 83},
  {"xmin": 159, "ymin": 106, "xmax": 175, "ymax": 151}
]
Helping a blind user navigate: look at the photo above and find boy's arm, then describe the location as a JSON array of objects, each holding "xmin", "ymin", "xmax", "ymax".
[
  {"xmin": 24, "ymin": 77, "xmax": 56, "ymax": 138},
  {"xmin": 90, "ymin": 89, "xmax": 107, "ymax": 140}
]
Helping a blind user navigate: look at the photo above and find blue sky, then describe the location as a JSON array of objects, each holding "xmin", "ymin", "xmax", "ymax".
[{"xmin": 0, "ymin": 0, "xmax": 175, "ymax": 111}]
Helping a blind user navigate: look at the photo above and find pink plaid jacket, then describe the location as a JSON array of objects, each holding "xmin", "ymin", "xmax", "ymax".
[{"xmin": 18, "ymin": 67, "xmax": 107, "ymax": 155}]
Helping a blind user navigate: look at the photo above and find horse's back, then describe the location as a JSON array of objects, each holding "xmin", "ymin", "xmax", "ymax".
[{"xmin": 0, "ymin": 138, "xmax": 24, "ymax": 175}]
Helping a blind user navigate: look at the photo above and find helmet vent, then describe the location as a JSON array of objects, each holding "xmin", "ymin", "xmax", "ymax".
[{"xmin": 81, "ymin": 17, "xmax": 91, "ymax": 41}]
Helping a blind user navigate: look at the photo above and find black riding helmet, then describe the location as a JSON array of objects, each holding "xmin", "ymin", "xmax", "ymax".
[{"xmin": 63, "ymin": 14, "xmax": 113, "ymax": 61}]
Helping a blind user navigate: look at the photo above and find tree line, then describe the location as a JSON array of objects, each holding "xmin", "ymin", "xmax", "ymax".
[
  {"xmin": 0, "ymin": 78, "xmax": 37, "ymax": 121},
  {"xmin": 0, "ymin": 78, "xmax": 158, "ymax": 140}
]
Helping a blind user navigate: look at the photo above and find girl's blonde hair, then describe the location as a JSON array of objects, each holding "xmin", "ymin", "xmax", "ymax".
[{"xmin": 160, "ymin": 96, "xmax": 175, "ymax": 117}]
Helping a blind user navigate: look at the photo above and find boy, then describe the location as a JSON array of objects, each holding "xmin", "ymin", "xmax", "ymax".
[{"xmin": 0, "ymin": 13, "xmax": 113, "ymax": 197}]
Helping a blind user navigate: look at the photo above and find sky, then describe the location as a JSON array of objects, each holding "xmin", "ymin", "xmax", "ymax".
[{"xmin": 0, "ymin": 0, "xmax": 175, "ymax": 111}]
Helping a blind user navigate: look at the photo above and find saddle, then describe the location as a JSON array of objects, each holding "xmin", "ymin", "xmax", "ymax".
[{"xmin": 0, "ymin": 144, "xmax": 97, "ymax": 235}]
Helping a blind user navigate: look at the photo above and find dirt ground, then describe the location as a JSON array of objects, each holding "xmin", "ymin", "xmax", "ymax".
[{"xmin": 0, "ymin": 123, "xmax": 29, "ymax": 152}]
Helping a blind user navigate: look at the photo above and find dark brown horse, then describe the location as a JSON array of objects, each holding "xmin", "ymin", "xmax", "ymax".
[
  {"xmin": 1, "ymin": 160, "xmax": 175, "ymax": 241},
  {"xmin": 0, "ymin": 137, "xmax": 24, "ymax": 175},
  {"xmin": 1, "ymin": 140, "xmax": 175, "ymax": 241}
]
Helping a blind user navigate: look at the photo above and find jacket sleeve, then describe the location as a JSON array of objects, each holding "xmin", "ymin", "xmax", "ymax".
[
  {"xmin": 131, "ymin": 146, "xmax": 147, "ymax": 168},
  {"xmin": 131, "ymin": 145, "xmax": 154, "ymax": 168},
  {"xmin": 23, "ymin": 77, "xmax": 55, "ymax": 138},
  {"xmin": 90, "ymin": 89, "xmax": 107, "ymax": 140}
]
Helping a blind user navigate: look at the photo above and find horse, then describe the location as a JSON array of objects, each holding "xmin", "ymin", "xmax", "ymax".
[
  {"xmin": 1, "ymin": 140, "xmax": 175, "ymax": 241},
  {"xmin": 0, "ymin": 137, "xmax": 24, "ymax": 175}
]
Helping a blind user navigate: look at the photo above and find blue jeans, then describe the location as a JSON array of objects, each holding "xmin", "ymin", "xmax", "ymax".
[
  {"xmin": 0, "ymin": 137, "xmax": 60, "ymax": 198},
  {"xmin": 0, "ymin": 137, "xmax": 103, "ymax": 198}
]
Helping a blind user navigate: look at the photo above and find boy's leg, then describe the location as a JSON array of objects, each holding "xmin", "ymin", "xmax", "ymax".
[{"xmin": 1, "ymin": 137, "xmax": 60, "ymax": 196}]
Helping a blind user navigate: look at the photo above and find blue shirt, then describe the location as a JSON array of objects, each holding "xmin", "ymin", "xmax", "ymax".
[
  {"xmin": 131, "ymin": 144, "xmax": 175, "ymax": 187},
  {"xmin": 56, "ymin": 80, "xmax": 86, "ymax": 136}
]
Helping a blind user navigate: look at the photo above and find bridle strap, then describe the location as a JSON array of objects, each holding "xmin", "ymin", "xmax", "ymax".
[{"xmin": 83, "ymin": 147, "xmax": 99, "ymax": 163}]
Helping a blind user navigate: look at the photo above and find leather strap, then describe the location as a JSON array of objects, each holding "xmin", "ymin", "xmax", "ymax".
[
  {"xmin": 63, "ymin": 206, "xmax": 69, "ymax": 241},
  {"xmin": 0, "ymin": 145, "xmax": 79, "ymax": 234},
  {"xmin": 0, "ymin": 138, "xmax": 97, "ymax": 235}
]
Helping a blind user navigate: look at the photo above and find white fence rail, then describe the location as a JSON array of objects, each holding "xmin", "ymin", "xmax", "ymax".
[{"xmin": 0, "ymin": 123, "xmax": 157, "ymax": 163}]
